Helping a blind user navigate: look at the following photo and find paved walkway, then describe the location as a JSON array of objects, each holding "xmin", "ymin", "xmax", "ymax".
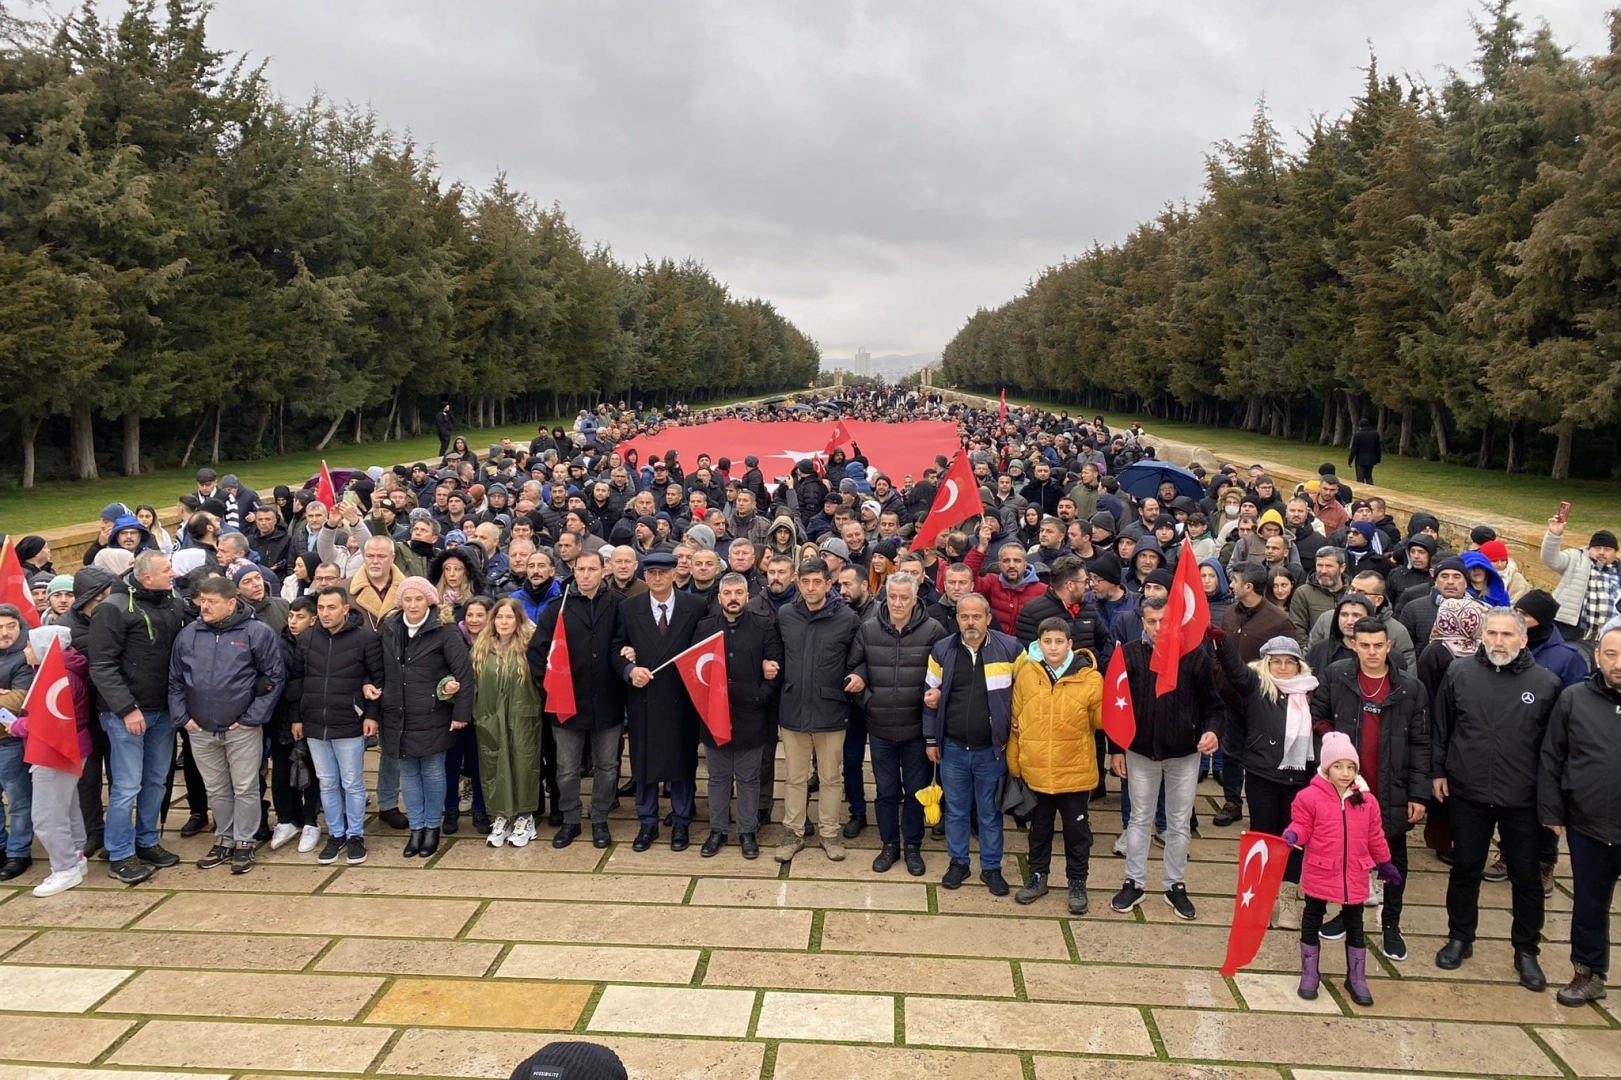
[{"xmin": 0, "ymin": 757, "xmax": 1615, "ymax": 1079}]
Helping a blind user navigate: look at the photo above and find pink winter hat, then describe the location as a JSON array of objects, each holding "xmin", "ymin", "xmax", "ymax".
[
  {"xmin": 1318, "ymin": 731, "xmax": 1359, "ymax": 776},
  {"xmin": 398, "ymin": 576, "xmax": 439, "ymax": 604}
]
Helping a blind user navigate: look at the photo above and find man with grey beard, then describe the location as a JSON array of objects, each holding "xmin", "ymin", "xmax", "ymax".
[{"xmin": 1432, "ymin": 607, "xmax": 1564, "ymax": 992}]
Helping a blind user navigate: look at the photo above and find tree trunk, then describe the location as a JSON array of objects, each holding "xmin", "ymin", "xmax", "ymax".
[
  {"xmin": 276, "ymin": 399, "xmax": 286, "ymax": 456},
  {"xmin": 1505, "ymin": 420, "xmax": 1523, "ymax": 474},
  {"xmin": 353, "ymin": 407, "xmax": 364, "ymax": 444},
  {"xmin": 313, "ymin": 413, "xmax": 344, "ymax": 452},
  {"xmin": 1398, "ymin": 404, "xmax": 1414, "ymax": 456},
  {"xmin": 1476, "ymin": 420, "xmax": 1494, "ymax": 469},
  {"xmin": 1430, "ymin": 402, "xmax": 1451, "ymax": 459},
  {"xmin": 252, "ymin": 403, "xmax": 271, "ymax": 454},
  {"xmin": 410, "ymin": 408, "xmax": 421, "ymax": 437},
  {"xmin": 70, "ymin": 398, "xmax": 98, "ymax": 479},
  {"xmin": 1376, "ymin": 404, "xmax": 1389, "ymax": 442},
  {"xmin": 1319, "ymin": 395, "xmax": 1334, "ymax": 444},
  {"xmin": 178, "ymin": 409, "xmax": 209, "ymax": 471},
  {"xmin": 1267, "ymin": 401, "xmax": 1282, "ymax": 437},
  {"xmin": 1281, "ymin": 398, "xmax": 1293, "ymax": 439},
  {"xmin": 19, "ymin": 417, "xmax": 38, "ymax": 489},
  {"xmin": 1242, "ymin": 397, "xmax": 1261, "ymax": 432},
  {"xmin": 122, "ymin": 413, "xmax": 141, "ymax": 476},
  {"xmin": 209, "ymin": 405, "xmax": 222, "ymax": 465},
  {"xmin": 1551, "ymin": 421, "xmax": 1574, "ymax": 480},
  {"xmin": 1332, "ymin": 396, "xmax": 1350, "ymax": 446}
]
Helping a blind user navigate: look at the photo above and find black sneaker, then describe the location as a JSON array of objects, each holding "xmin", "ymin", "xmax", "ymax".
[
  {"xmin": 106, "ymin": 856, "xmax": 154, "ymax": 885},
  {"xmin": 1015, "ymin": 872, "xmax": 1048, "ymax": 905},
  {"xmin": 1068, "ymin": 881, "xmax": 1090, "ymax": 916},
  {"xmin": 317, "ymin": 838, "xmax": 345, "ymax": 865},
  {"xmin": 872, "ymin": 844, "xmax": 900, "ymax": 873},
  {"xmin": 739, "ymin": 833, "xmax": 759, "ymax": 860},
  {"xmin": 903, "ymin": 847, "xmax": 926, "ymax": 877},
  {"xmin": 1320, "ymin": 912, "xmax": 1347, "ymax": 941},
  {"xmin": 842, "ymin": 813, "xmax": 867, "ymax": 839},
  {"xmin": 196, "ymin": 843, "xmax": 231, "ymax": 870},
  {"xmin": 135, "ymin": 844, "xmax": 180, "ymax": 868},
  {"xmin": 1212, "ymin": 802, "xmax": 1242, "ymax": 828},
  {"xmin": 1111, "ymin": 880, "xmax": 1146, "ymax": 913},
  {"xmin": 346, "ymin": 837, "xmax": 368, "ymax": 865},
  {"xmin": 981, "ymin": 869, "xmax": 1010, "ymax": 897},
  {"xmin": 1165, "ymin": 883, "xmax": 1197, "ymax": 921},
  {"xmin": 941, "ymin": 861, "xmax": 971, "ymax": 890},
  {"xmin": 1382, "ymin": 925, "xmax": 1407, "ymax": 962},
  {"xmin": 229, "ymin": 844, "xmax": 255, "ymax": 875}
]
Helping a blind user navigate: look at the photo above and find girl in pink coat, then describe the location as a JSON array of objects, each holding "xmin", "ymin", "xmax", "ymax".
[{"xmin": 1284, "ymin": 731, "xmax": 1401, "ymax": 1007}]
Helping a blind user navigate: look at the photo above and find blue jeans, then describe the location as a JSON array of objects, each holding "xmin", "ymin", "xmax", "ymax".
[
  {"xmin": 309, "ymin": 737, "xmax": 367, "ymax": 839},
  {"xmin": 941, "ymin": 740, "xmax": 1003, "ymax": 871},
  {"xmin": 377, "ymin": 751, "xmax": 399, "ymax": 813},
  {"xmin": 843, "ymin": 708, "xmax": 868, "ymax": 816},
  {"xmin": 0, "ymin": 739, "xmax": 33, "ymax": 858},
  {"xmin": 398, "ymin": 752, "xmax": 447, "ymax": 830},
  {"xmin": 443, "ymin": 726, "xmax": 484, "ymax": 816},
  {"xmin": 869, "ymin": 734, "xmax": 928, "ymax": 849},
  {"xmin": 1119, "ymin": 775, "xmax": 1168, "ymax": 832},
  {"xmin": 101, "ymin": 710, "xmax": 174, "ymax": 861}
]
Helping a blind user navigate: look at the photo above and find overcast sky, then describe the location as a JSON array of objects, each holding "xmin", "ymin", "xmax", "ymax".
[{"xmin": 182, "ymin": 2, "xmax": 1615, "ymax": 358}]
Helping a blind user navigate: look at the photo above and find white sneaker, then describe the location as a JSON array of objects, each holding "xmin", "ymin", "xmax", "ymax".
[
  {"xmin": 269, "ymin": 823, "xmax": 299, "ymax": 851},
  {"xmin": 34, "ymin": 868, "xmax": 84, "ymax": 898},
  {"xmin": 298, "ymin": 825, "xmax": 321, "ymax": 853},
  {"xmin": 1112, "ymin": 833, "xmax": 1128, "ymax": 856},
  {"xmin": 486, "ymin": 816, "xmax": 511, "ymax": 848},
  {"xmin": 76, "ymin": 850, "xmax": 87, "ymax": 875},
  {"xmin": 508, "ymin": 814, "xmax": 534, "ymax": 848}
]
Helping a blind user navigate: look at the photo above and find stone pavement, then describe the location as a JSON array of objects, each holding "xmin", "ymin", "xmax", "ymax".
[{"xmin": 0, "ymin": 759, "xmax": 1616, "ymax": 1080}]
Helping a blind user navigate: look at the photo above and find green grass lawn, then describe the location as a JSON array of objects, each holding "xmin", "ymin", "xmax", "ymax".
[
  {"xmin": 1006, "ymin": 395, "xmax": 1621, "ymax": 534},
  {"xmin": 0, "ymin": 393, "xmax": 782, "ymax": 533}
]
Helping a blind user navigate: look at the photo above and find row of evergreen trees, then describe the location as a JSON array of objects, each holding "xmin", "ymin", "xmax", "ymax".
[
  {"xmin": 940, "ymin": 4, "xmax": 1621, "ymax": 480},
  {"xmin": 0, "ymin": 2, "xmax": 819, "ymax": 487}
]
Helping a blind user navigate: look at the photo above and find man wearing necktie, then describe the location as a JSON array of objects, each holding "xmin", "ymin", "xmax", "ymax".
[{"xmin": 616, "ymin": 552, "xmax": 706, "ymax": 852}]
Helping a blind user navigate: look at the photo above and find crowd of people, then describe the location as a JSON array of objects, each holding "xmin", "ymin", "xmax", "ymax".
[{"xmin": 0, "ymin": 386, "xmax": 1617, "ymax": 1012}]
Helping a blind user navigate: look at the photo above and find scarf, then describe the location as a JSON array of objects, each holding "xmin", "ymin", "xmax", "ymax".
[
  {"xmin": 1581, "ymin": 560, "xmax": 1619, "ymax": 635},
  {"xmin": 1273, "ymin": 673, "xmax": 1319, "ymax": 771}
]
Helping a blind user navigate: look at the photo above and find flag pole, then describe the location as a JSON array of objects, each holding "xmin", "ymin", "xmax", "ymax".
[{"xmin": 645, "ymin": 629, "xmax": 725, "ymax": 677}]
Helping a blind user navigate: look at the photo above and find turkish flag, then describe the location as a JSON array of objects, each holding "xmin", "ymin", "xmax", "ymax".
[
  {"xmin": 910, "ymin": 451, "xmax": 980, "ymax": 552},
  {"xmin": 1100, "ymin": 645, "xmax": 1136, "ymax": 750},
  {"xmin": 313, "ymin": 461, "xmax": 338, "ymax": 510},
  {"xmin": 541, "ymin": 595, "xmax": 577, "ymax": 722},
  {"xmin": 999, "ymin": 389, "xmax": 1007, "ymax": 424},
  {"xmin": 0, "ymin": 539, "xmax": 41, "ymax": 630},
  {"xmin": 22, "ymin": 637, "xmax": 82, "ymax": 776},
  {"xmin": 821, "ymin": 419, "xmax": 851, "ymax": 463},
  {"xmin": 674, "ymin": 630, "xmax": 732, "ymax": 745},
  {"xmin": 1149, "ymin": 546, "xmax": 1209, "ymax": 696},
  {"xmin": 1220, "ymin": 831, "xmax": 1292, "ymax": 976}
]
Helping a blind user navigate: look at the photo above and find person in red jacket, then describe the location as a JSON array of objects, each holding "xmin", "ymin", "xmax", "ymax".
[
  {"xmin": 1284, "ymin": 731, "xmax": 1402, "ymax": 1007},
  {"xmin": 964, "ymin": 518, "xmax": 1044, "ymax": 631}
]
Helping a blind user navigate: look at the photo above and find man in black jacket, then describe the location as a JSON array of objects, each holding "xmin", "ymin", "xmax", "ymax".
[
  {"xmin": 1311, "ymin": 618, "xmax": 1431, "ymax": 963},
  {"xmin": 1014, "ymin": 556, "xmax": 1113, "ymax": 661},
  {"xmin": 294, "ymin": 587, "xmax": 384, "ymax": 866},
  {"xmin": 533, "ymin": 549, "xmax": 627, "ymax": 850},
  {"xmin": 694, "ymin": 573, "xmax": 783, "ymax": 860},
  {"xmin": 849, "ymin": 572, "xmax": 944, "ymax": 877},
  {"xmin": 1539, "ymin": 624, "xmax": 1621, "ymax": 1007},
  {"xmin": 1348, "ymin": 418, "xmax": 1382, "ymax": 484},
  {"xmin": 1433, "ymin": 607, "xmax": 1564, "ymax": 990},
  {"xmin": 87, "ymin": 551, "xmax": 187, "ymax": 885}
]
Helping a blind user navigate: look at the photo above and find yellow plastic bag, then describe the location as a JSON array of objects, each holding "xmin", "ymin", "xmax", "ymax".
[{"xmin": 915, "ymin": 782, "xmax": 943, "ymax": 826}]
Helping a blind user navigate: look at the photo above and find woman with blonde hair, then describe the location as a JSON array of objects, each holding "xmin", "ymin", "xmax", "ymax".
[
  {"xmin": 470, "ymin": 597, "xmax": 542, "ymax": 848},
  {"xmin": 1213, "ymin": 631, "xmax": 1319, "ymax": 928}
]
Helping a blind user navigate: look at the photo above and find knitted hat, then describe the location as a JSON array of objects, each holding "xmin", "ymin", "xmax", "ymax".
[
  {"xmin": 46, "ymin": 574, "xmax": 75, "ymax": 597},
  {"xmin": 1478, "ymin": 539, "xmax": 1509, "ymax": 563},
  {"xmin": 507, "ymin": 1040, "xmax": 627, "ymax": 1080},
  {"xmin": 28, "ymin": 624, "xmax": 71, "ymax": 656},
  {"xmin": 29, "ymin": 571, "xmax": 54, "ymax": 590},
  {"xmin": 1591, "ymin": 530, "xmax": 1619, "ymax": 551},
  {"xmin": 100, "ymin": 503, "xmax": 127, "ymax": 523},
  {"xmin": 1514, "ymin": 589, "xmax": 1560, "ymax": 629},
  {"xmin": 14, "ymin": 535, "xmax": 46, "ymax": 562},
  {"xmin": 398, "ymin": 576, "xmax": 439, "ymax": 604},
  {"xmin": 1318, "ymin": 731, "xmax": 1359, "ymax": 776},
  {"xmin": 1470, "ymin": 525, "xmax": 1497, "ymax": 546},
  {"xmin": 1087, "ymin": 553, "xmax": 1123, "ymax": 586}
]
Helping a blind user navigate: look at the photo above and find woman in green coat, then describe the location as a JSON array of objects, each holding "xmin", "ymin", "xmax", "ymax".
[{"xmin": 471, "ymin": 597, "xmax": 542, "ymax": 848}]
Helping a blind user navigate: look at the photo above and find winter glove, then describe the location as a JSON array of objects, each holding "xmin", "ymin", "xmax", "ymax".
[
  {"xmin": 1204, "ymin": 625, "xmax": 1225, "ymax": 645},
  {"xmin": 915, "ymin": 783, "xmax": 943, "ymax": 826},
  {"xmin": 1376, "ymin": 861, "xmax": 1403, "ymax": 886},
  {"xmin": 1281, "ymin": 829, "xmax": 1300, "ymax": 848}
]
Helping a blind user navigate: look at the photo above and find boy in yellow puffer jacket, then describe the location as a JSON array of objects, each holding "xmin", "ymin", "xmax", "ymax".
[{"xmin": 1009, "ymin": 616, "xmax": 1103, "ymax": 914}]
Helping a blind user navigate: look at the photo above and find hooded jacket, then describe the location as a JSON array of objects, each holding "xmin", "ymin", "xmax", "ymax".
[
  {"xmin": 849, "ymin": 601, "xmax": 946, "ymax": 743},
  {"xmin": 1013, "ymin": 585, "xmax": 1113, "ymax": 664},
  {"xmin": 167, "ymin": 601, "xmax": 285, "ymax": 732},
  {"xmin": 1527, "ymin": 623, "xmax": 1588, "ymax": 689},
  {"xmin": 0, "ymin": 632, "xmax": 33, "ymax": 736},
  {"xmin": 1459, "ymin": 551, "xmax": 1511, "ymax": 608},
  {"xmin": 88, "ymin": 575, "xmax": 187, "ymax": 719},
  {"xmin": 1539, "ymin": 670, "xmax": 1621, "ymax": 844},
  {"xmin": 1306, "ymin": 596, "xmax": 1416, "ymax": 673},
  {"xmin": 1288, "ymin": 773, "xmax": 1392, "ymax": 905},
  {"xmin": 1008, "ymin": 650, "xmax": 1102, "ymax": 794},
  {"xmin": 1433, "ymin": 646, "xmax": 1563, "ymax": 808},
  {"xmin": 1201, "ymin": 558, "xmax": 1234, "ymax": 625}
]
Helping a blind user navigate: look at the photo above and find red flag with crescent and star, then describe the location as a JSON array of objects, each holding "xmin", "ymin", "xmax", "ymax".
[
  {"xmin": 673, "ymin": 630, "xmax": 732, "ymax": 745},
  {"xmin": 999, "ymin": 389, "xmax": 1008, "ymax": 424},
  {"xmin": 541, "ymin": 593, "xmax": 577, "ymax": 722},
  {"xmin": 820, "ymin": 419, "xmax": 851, "ymax": 468},
  {"xmin": 1100, "ymin": 644, "xmax": 1136, "ymax": 749},
  {"xmin": 1149, "ymin": 545, "xmax": 1209, "ymax": 696},
  {"xmin": 1220, "ymin": 831, "xmax": 1291, "ymax": 976},
  {"xmin": 0, "ymin": 539, "xmax": 41, "ymax": 630},
  {"xmin": 313, "ymin": 460, "xmax": 339, "ymax": 510},
  {"xmin": 22, "ymin": 636, "xmax": 82, "ymax": 776},
  {"xmin": 910, "ymin": 451, "xmax": 979, "ymax": 552}
]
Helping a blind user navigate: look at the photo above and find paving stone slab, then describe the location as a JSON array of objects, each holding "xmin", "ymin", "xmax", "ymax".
[
  {"xmin": 704, "ymin": 949, "xmax": 1016, "ymax": 996},
  {"xmin": 755, "ymin": 990, "xmax": 896, "ymax": 1043},
  {"xmin": 496, "ymin": 943, "xmax": 700, "ymax": 984},
  {"xmin": 688, "ymin": 876, "xmax": 928, "ymax": 911},
  {"xmin": 905, "ymin": 997, "xmax": 1154, "ymax": 1055},
  {"xmin": 0, "ymin": 1017, "xmax": 133, "ymax": 1064},
  {"xmin": 110, "ymin": 1019, "xmax": 394, "ymax": 1072},
  {"xmin": 5, "ymin": 929, "xmax": 328, "ymax": 971},
  {"xmin": 587, "ymin": 985, "xmax": 756, "ymax": 1038},
  {"xmin": 470, "ymin": 899, "xmax": 811, "ymax": 950},
  {"xmin": 821, "ymin": 911, "xmax": 1069, "ymax": 960},
  {"xmin": 0, "ymin": 964, "xmax": 132, "ymax": 1013},
  {"xmin": 773, "ymin": 1043, "xmax": 1024, "ymax": 1079},
  {"xmin": 376, "ymin": 1028, "xmax": 765, "ymax": 1079},
  {"xmin": 1536, "ymin": 1027, "xmax": 1621, "ymax": 1078},
  {"xmin": 315, "ymin": 936, "xmax": 502, "ymax": 977},
  {"xmin": 367, "ymin": 977, "xmax": 593, "ymax": 1029},
  {"xmin": 98, "ymin": 969, "xmax": 384, "ymax": 1021},
  {"xmin": 327, "ymin": 865, "xmax": 690, "ymax": 903},
  {"xmin": 132, "ymin": 891, "xmax": 478, "ymax": 937},
  {"xmin": 1022, "ymin": 962, "xmax": 1237, "ymax": 1008}
]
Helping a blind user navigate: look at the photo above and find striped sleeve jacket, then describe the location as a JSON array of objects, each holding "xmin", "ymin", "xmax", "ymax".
[{"xmin": 921, "ymin": 629, "xmax": 1024, "ymax": 752}]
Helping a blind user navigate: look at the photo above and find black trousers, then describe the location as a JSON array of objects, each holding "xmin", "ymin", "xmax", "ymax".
[
  {"xmin": 1354, "ymin": 464, "xmax": 1375, "ymax": 485},
  {"xmin": 268, "ymin": 739, "xmax": 319, "ymax": 828},
  {"xmin": 76, "ymin": 720, "xmax": 110, "ymax": 848},
  {"xmin": 1027, "ymin": 790, "xmax": 1092, "ymax": 884},
  {"xmin": 1303, "ymin": 895, "xmax": 1365, "ymax": 948},
  {"xmin": 1245, "ymin": 773, "xmax": 1306, "ymax": 884},
  {"xmin": 1446, "ymin": 796, "xmax": 1544, "ymax": 953},
  {"xmin": 1567, "ymin": 828, "xmax": 1621, "ymax": 976}
]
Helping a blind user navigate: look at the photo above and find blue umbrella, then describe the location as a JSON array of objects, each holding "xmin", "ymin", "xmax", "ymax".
[{"xmin": 1116, "ymin": 461, "xmax": 1203, "ymax": 502}]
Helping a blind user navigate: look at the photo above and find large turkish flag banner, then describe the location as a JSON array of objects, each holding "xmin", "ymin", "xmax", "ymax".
[{"xmin": 616, "ymin": 419, "xmax": 961, "ymax": 485}]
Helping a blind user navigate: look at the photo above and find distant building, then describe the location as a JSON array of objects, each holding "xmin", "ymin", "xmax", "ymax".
[{"xmin": 853, "ymin": 347, "xmax": 871, "ymax": 377}]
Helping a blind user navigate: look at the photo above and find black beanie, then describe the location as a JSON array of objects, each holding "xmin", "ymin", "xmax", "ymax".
[
  {"xmin": 1515, "ymin": 589, "xmax": 1560, "ymax": 628},
  {"xmin": 508, "ymin": 1041, "xmax": 627, "ymax": 1080},
  {"xmin": 1087, "ymin": 554, "xmax": 1124, "ymax": 587},
  {"xmin": 1470, "ymin": 525, "xmax": 1497, "ymax": 546}
]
